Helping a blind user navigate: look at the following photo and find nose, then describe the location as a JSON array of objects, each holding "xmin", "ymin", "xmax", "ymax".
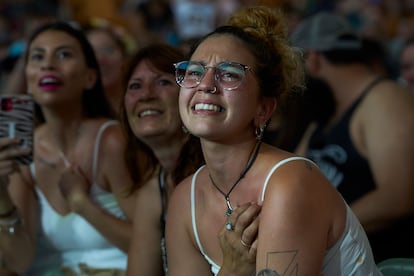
[
  {"xmin": 197, "ymin": 67, "xmax": 217, "ymax": 93},
  {"xmin": 40, "ymin": 55, "xmax": 56, "ymax": 70},
  {"xmin": 137, "ymin": 83, "xmax": 157, "ymax": 101}
]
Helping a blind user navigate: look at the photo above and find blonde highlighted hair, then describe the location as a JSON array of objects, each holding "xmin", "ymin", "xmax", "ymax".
[{"xmin": 227, "ymin": 6, "xmax": 305, "ymax": 101}]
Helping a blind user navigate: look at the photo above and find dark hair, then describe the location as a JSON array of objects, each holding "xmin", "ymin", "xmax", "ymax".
[
  {"xmin": 320, "ymin": 35, "xmax": 372, "ymax": 65},
  {"xmin": 25, "ymin": 21, "xmax": 114, "ymax": 121},
  {"xmin": 120, "ymin": 43, "xmax": 204, "ymax": 188}
]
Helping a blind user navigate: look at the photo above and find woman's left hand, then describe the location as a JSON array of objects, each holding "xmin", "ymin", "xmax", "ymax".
[{"xmin": 218, "ymin": 202, "xmax": 261, "ymax": 276}]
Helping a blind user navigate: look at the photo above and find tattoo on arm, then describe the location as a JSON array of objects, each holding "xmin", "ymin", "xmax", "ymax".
[
  {"xmin": 257, "ymin": 250, "xmax": 299, "ymax": 276},
  {"xmin": 257, "ymin": 269, "xmax": 280, "ymax": 276}
]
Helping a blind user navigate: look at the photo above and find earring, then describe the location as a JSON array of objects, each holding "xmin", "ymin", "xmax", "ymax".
[
  {"xmin": 255, "ymin": 124, "xmax": 266, "ymax": 140},
  {"xmin": 182, "ymin": 125, "xmax": 190, "ymax": 134}
]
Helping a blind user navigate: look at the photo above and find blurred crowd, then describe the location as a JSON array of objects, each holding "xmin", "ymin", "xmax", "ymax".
[
  {"xmin": 0, "ymin": 1, "xmax": 414, "ymax": 274},
  {"xmin": 2, "ymin": 0, "xmax": 414, "ymax": 92}
]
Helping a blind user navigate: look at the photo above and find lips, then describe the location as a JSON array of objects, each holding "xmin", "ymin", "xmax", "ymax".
[{"xmin": 38, "ymin": 75, "xmax": 62, "ymax": 90}]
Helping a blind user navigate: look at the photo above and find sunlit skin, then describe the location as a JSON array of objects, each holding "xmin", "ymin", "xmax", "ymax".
[
  {"xmin": 400, "ymin": 44, "xmax": 414, "ymax": 93},
  {"xmin": 25, "ymin": 30, "xmax": 96, "ymax": 113},
  {"xmin": 178, "ymin": 35, "xmax": 265, "ymax": 144},
  {"xmin": 125, "ymin": 60, "xmax": 186, "ymax": 146}
]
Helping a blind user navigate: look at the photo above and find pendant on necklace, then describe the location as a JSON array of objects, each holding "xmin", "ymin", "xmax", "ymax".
[{"xmin": 225, "ymin": 197, "xmax": 233, "ymax": 217}]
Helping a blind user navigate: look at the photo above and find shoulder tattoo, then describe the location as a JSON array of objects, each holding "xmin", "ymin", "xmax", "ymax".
[{"xmin": 304, "ymin": 160, "xmax": 313, "ymax": 171}]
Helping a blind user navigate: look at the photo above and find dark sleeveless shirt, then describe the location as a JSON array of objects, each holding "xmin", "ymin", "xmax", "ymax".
[
  {"xmin": 306, "ymin": 77, "xmax": 414, "ymax": 262},
  {"xmin": 306, "ymin": 77, "xmax": 384, "ymax": 204}
]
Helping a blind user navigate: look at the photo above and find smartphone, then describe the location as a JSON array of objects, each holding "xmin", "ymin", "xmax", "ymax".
[{"xmin": 0, "ymin": 95, "xmax": 34, "ymax": 165}]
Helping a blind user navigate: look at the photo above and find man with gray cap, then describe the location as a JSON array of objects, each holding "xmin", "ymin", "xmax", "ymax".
[{"xmin": 292, "ymin": 12, "xmax": 414, "ymax": 263}]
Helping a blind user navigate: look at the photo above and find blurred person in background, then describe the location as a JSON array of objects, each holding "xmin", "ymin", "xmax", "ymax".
[
  {"xmin": 86, "ymin": 25, "xmax": 130, "ymax": 116},
  {"xmin": 398, "ymin": 37, "xmax": 414, "ymax": 93},
  {"xmin": 292, "ymin": 11, "xmax": 414, "ymax": 263}
]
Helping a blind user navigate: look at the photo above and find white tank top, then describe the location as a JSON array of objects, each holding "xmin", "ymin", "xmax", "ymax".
[
  {"xmin": 26, "ymin": 120, "xmax": 127, "ymax": 274},
  {"xmin": 190, "ymin": 157, "xmax": 381, "ymax": 275}
]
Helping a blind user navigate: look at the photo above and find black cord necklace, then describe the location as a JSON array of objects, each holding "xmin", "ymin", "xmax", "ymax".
[{"xmin": 209, "ymin": 141, "xmax": 262, "ymax": 217}]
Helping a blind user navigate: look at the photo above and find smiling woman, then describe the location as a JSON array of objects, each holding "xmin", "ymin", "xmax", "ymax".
[{"xmin": 119, "ymin": 43, "xmax": 204, "ymax": 276}]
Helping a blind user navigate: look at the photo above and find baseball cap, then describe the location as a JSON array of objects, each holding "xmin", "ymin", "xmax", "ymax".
[{"xmin": 290, "ymin": 12, "xmax": 361, "ymax": 51}]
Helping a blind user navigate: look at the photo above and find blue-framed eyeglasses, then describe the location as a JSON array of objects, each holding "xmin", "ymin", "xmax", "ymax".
[{"xmin": 173, "ymin": 61, "xmax": 252, "ymax": 91}]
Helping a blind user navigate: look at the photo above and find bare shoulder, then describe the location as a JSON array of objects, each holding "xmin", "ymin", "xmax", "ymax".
[
  {"xmin": 262, "ymin": 154, "xmax": 340, "ymax": 209},
  {"xmin": 358, "ymin": 81, "xmax": 414, "ymax": 134},
  {"xmin": 167, "ymin": 173, "xmax": 195, "ymax": 222},
  {"xmin": 95, "ymin": 120, "xmax": 126, "ymax": 152},
  {"xmin": 363, "ymin": 80, "xmax": 414, "ymax": 114}
]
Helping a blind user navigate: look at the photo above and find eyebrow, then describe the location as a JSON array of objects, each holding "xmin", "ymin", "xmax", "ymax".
[{"xmin": 29, "ymin": 45, "xmax": 76, "ymax": 53}]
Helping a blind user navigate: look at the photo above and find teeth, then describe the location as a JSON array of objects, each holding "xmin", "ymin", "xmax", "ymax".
[
  {"xmin": 41, "ymin": 77, "xmax": 59, "ymax": 84},
  {"xmin": 194, "ymin": 103, "xmax": 222, "ymax": 112},
  {"xmin": 139, "ymin": 110, "xmax": 160, "ymax": 117}
]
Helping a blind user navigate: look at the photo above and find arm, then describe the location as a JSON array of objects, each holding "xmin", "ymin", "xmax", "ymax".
[
  {"xmin": 59, "ymin": 124, "xmax": 136, "ymax": 252},
  {"xmin": 256, "ymin": 160, "xmax": 335, "ymax": 275},
  {"xmin": 0, "ymin": 138, "xmax": 37, "ymax": 273},
  {"xmin": 127, "ymin": 178, "xmax": 163, "ymax": 276},
  {"xmin": 351, "ymin": 84, "xmax": 414, "ymax": 232},
  {"xmin": 166, "ymin": 178, "xmax": 212, "ymax": 276}
]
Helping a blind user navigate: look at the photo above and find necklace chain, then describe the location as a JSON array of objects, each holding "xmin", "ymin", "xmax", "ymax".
[{"xmin": 209, "ymin": 141, "xmax": 262, "ymax": 216}]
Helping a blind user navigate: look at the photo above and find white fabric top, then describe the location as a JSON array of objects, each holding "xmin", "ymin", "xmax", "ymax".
[
  {"xmin": 190, "ymin": 156, "xmax": 382, "ymax": 276},
  {"xmin": 25, "ymin": 120, "xmax": 127, "ymax": 274}
]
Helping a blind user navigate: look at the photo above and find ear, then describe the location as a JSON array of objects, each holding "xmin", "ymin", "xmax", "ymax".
[
  {"xmin": 84, "ymin": 68, "xmax": 98, "ymax": 90},
  {"xmin": 254, "ymin": 97, "xmax": 277, "ymax": 127}
]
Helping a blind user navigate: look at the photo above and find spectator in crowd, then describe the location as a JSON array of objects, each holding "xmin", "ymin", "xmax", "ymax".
[
  {"xmin": 86, "ymin": 25, "xmax": 129, "ymax": 115},
  {"xmin": 166, "ymin": 6, "xmax": 379, "ymax": 275},
  {"xmin": 122, "ymin": 43, "xmax": 204, "ymax": 275},
  {"xmin": 292, "ymin": 11, "xmax": 414, "ymax": 263},
  {"xmin": 0, "ymin": 21, "xmax": 136, "ymax": 274},
  {"xmin": 398, "ymin": 37, "xmax": 414, "ymax": 93}
]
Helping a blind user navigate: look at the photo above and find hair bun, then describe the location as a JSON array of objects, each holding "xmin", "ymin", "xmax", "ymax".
[{"xmin": 226, "ymin": 6, "xmax": 288, "ymax": 48}]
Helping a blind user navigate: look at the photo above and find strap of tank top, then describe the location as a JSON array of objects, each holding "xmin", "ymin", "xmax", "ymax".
[
  {"xmin": 158, "ymin": 167, "xmax": 167, "ymax": 237},
  {"xmin": 92, "ymin": 120, "xmax": 119, "ymax": 182},
  {"xmin": 261, "ymin": 157, "xmax": 316, "ymax": 201},
  {"xmin": 355, "ymin": 76, "xmax": 387, "ymax": 107},
  {"xmin": 191, "ymin": 165, "xmax": 207, "ymax": 254}
]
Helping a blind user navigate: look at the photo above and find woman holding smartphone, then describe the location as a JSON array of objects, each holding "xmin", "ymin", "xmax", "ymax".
[{"xmin": 0, "ymin": 21, "xmax": 136, "ymax": 275}]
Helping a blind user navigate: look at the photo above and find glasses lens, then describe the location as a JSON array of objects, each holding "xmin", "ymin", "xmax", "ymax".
[
  {"xmin": 216, "ymin": 63, "xmax": 246, "ymax": 90},
  {"xmin": 175, "ymin": 61, "xmax": 204, "ymax": 88},
  {"xmin": 174, "ymin": 61, "xmax": 248, "ymax": 90}
]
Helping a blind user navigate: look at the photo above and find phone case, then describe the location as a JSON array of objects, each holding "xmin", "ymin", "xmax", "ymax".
[{"xmin": 0, "ymin": 95, "xmax": 34, "ymax": 165}]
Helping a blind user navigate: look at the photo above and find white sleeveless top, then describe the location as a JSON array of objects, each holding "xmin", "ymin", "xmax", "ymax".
[
  {"xmin": 25, "ymin": 120, "xmax": 128, "ymax": 274},
  {"xmin": 190, "ymin": 157, "xmax": 381, "ymax": 276}
]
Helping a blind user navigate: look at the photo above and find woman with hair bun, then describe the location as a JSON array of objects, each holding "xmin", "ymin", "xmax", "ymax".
[{"xmin": 166, "ymin": 6, "xmax": 381, "ymax": 275}]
